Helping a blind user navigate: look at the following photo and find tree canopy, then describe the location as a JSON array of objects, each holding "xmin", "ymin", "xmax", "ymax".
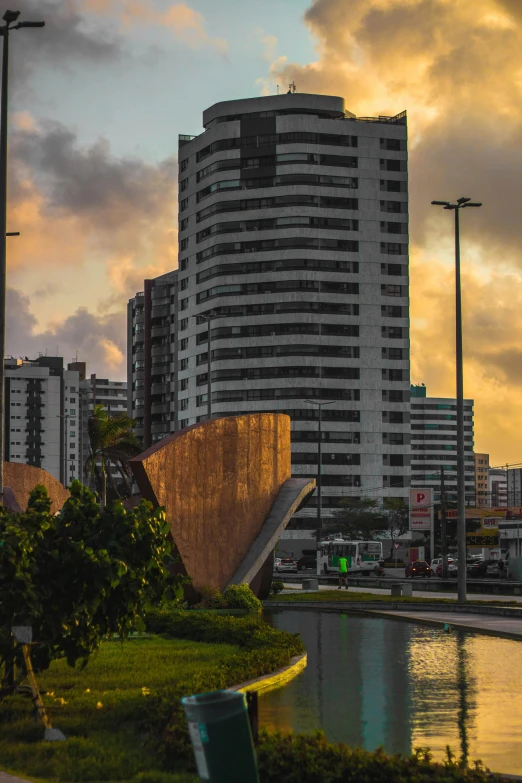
[
  {"xmin": 0, "ymin": 481, "xmax": 178, "ymax": 687},
  {"xmin": 85, "ymin": 404, "xmax": 141, "ymax": 505},
  {"xmin": 326, "ymin": 497, "xmax": 410, "ymax": 552}
]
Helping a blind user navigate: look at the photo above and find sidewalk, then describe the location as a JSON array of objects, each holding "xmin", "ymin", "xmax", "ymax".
[
  {"xmin": 0, "ymin": 773, "xmax": 30, "ymax": 783},
  {"xmin": 367, "ymin": 609, "xmax": 522, "ymax": 640}
]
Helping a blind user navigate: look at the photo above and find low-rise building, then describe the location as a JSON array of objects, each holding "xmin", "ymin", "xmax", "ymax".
[
  {"xmin": 474, "ymin": 452, "xmax": 489, "ymax": 506},
  {"xmin": 410, "ymin": 384, "xmax": 475, "ymax": 503}
]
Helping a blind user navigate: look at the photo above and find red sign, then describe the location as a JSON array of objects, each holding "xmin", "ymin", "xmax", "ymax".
[{"xmin": 393, "ymin": 542, "xmax": 400, "ymax": 550}]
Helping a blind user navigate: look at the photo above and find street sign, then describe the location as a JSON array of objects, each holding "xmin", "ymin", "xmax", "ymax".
[
  {"xmin": 482, "ymin": 517, "xmax": 500, "ymax": 530},
  {"xmin": 393, "ymin": 542, "xmax": 400, "ymax": 550},
  {"xmin": 410, "ymin": 488, "xmax": 433, "ymax": 531}
]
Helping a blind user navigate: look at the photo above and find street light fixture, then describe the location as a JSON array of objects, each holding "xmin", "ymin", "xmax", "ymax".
[
  {"xmin": 303, "ymin": 399, "xmax": 335, "ymax": 542},
  {"xmin": 431, "ymin": 196, "xmax": 482, "ymax": 602},
  {"xmin": 0, "ymin": 10, "xmax": 45, "ymax": 503},
  {"xmin": 192, "ymin": 311, "xmax": 217, "ymax": 421}
]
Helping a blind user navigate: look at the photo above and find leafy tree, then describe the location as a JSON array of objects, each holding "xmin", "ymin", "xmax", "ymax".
[
  {"xmin": 380, "ymin": 498, "xmax": 410, "ymax": 557},
  {"xmin": 85, "ymin": 404, "xmax": 141, "ymax": 505},
  {"xmin": 0, "ymin": 481, "xmax": 178, "ymax": 693},
  {"xmin": 326, "ymin": 498, "xmax": 386, "ymax": 540}
]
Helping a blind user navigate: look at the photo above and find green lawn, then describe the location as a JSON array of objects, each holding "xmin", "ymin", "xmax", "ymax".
[
  {"xmin": 266, "ymin": 590, "xmax": 522, "ymax": 605},
  {"xmin": 0, "ymin": 635, "xmax": 240, "ymax": 783}
]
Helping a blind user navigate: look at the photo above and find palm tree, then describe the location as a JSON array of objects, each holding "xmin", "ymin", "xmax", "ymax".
[{"xmin": 85, "ymin": 405, "xmax": 141, "ymax": 506}]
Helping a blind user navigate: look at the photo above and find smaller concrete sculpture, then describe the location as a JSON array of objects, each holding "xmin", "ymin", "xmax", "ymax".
[
  {"xmin": 130, "ymin": 414, "xmax": 315, "ymax": 598},
  {"xmin": 2, "ymin": 462, "xmax": 70, "ymax": 513}
]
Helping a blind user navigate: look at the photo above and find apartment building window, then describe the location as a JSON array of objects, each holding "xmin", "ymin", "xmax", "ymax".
[
  {"xmin": 380, "ymin": 180, "xmax": 407, "ymax": 193},
  {"xmin": 381, "ymin": 221, "xmax": 407, "ymax": 234},
  {"xmin": 381, "ymin": 305, "xmax": 405, "ymax": 318},
  {"xmin": 70, "ymin": 409, "xmax": 76, "ymax": 415},
  {"xmin": 180, "ymin": 238, "xmax": 189, "ymax": 252},
  {"xmin": 179, "ymin": 318, "xmax": 188, "ymax": 331},
  {"xmin": 381, "ymin": 284, "xmax": 403, "ymax": 297},
  {"xmin": 180, "ymin": 217, "xmax": 189, "ymax": 231},
  {"xmin": 180, "ymin": 258, "xmax": 188, "ymax": 271},
  {"xmin": 180, "ymin": 298, "xmax": 188, "ymax": 311},
  {"xmin": 180, "ymin": 158, "xmax": 189, "ymax": 172},
  {"xmin": 180, "ymin": 178, "xmax": 188, "ymax": 192},
  {"xmin": 380, "ymin": 138, "xmax": 403, "ymax": 151},
  {"xmin": 381, "ymin": 263, "xmax": 405, "ymax": 276},
  {"xmin": 382, "ymin": 347, "xmax": 404, "ymax": 360},
  {"xmin": 381, "ymin": 242, "xmax": 406, "ymax": 255},
  {"xmin": 180, "ymin": 197, "xmax": 189, "ymax": 212},
  {"xmin": 179, "ymin": 358, "xmax": 189, "ymax": 371},
  {"xmin": 179, "ymin": 338, "xmax": 188, "ymax": 351},
  {"xmin": 382, "ymin": 369, "xmax": 405, "ymax": 381},
  {"xmin": 380, "ymin": 159, "xmax": 405, "ymax": 172}
]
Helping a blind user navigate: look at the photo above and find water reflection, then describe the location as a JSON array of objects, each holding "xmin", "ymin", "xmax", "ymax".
[{"xmin": 260, "ymin": 610, "xmax": 522, "ymax": 774}]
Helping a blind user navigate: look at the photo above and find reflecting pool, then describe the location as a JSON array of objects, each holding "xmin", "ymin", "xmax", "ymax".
[{"xmin": 260, "ymin": 610, "xmax": 522, "ymax": 774}]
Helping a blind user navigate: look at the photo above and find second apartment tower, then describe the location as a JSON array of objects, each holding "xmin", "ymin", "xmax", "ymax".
[{"xmin": 130, "ymin": 92, "xmax": 411, "ymax": 522}]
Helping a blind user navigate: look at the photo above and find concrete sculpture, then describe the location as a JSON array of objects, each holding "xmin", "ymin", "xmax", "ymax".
[
  {"xmin": 129, "ymin": 413, "xmax": 315, "ymax": 598},
  {"xmin": 3, "ymin": 461, "xmax": 70, "ymax": 514}
]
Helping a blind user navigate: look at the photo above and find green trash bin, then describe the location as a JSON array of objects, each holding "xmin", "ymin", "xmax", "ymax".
[{"xmin": 181, "ymin": 690, "xmax": 260, "ymax": 783}]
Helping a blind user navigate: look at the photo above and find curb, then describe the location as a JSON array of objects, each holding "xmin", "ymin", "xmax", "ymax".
[
  {"xmin": 363, "ymin": 610, "xmax": 522, "ymax": 642},
  {"xmin": 227, "ymin": 652, "xmax": 307, "ymax": 695},
  {"xmin": 266, "ymin": 600, "xmax": 522, "ymax": 617}
]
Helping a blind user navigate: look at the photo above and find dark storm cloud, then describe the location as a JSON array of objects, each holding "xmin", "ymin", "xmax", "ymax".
[{"xmin": 7, "ymin": 0, "xmax": 123, "ymax": 90}]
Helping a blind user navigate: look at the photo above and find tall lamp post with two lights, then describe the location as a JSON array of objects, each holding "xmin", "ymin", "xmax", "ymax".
[{"xmin": 431, "ymin": 196, "xmax": 482, "ymax": 603}]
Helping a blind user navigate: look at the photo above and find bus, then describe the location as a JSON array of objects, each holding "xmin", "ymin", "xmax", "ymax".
[{"xmin": 317, "ymin": 539, "xmax": 384, "ymax": 575}]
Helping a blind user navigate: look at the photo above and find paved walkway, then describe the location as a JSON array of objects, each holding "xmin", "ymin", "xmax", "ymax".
[
  {"xmin": 0, "ymin": 773, "xmax": 29, "ymax": 783},
  {"xmin": 283, "ymin": 582, "xmax": 522, "ymax": 603},
  {"xmin": 370, "ymin": 610, "xmax": 522, "ymax": 640}
]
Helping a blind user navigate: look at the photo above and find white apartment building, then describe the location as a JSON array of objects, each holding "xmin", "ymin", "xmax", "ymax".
[
  {"xmin": 129, "ymin": 92, "xmax": 411, "ymax": 524},
  {"xmin": 410, "ymin": 385, "xmax": 475, "ymax": 503},
  {"xmin": 5, "ymin": 356, "xmax": 81, "ymax": 484}
]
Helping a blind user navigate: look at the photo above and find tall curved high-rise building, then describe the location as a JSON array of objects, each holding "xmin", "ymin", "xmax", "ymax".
[{"xmin": 129, "ymin": 92, "xmax": 410, "ymax": 525}]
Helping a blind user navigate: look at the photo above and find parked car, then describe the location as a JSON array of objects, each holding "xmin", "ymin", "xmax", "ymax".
[
  {"xmin": 405, "ymin": 560, "xmax": 431, "ymax": 578},
  {"xmin": 430, "ymin": 557, "xmax": 454, "ymax": 574},
  {"xmin": 467, "ymin": 559, "xmax": 505, "ymax": 579},
  {"xmin": 435, "ymin": 561, "xmax": 458, "ymax": 577},
  {"xmin": 296, "ymin": 554, "xmax": 317, "ymax": 571},
  {"xmin": 274, "ymin": 558, "xmax": 282, "ymax": 569},
  {"xmin": 275, "ymin": 558, "xmax": 297, "ymax": 573}
]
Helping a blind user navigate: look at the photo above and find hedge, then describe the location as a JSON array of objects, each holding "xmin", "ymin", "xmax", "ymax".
[
  {"xmin": 142, "ymin": 609, "xmax": 305, "ymax": 764},
  {"xmin": 256, "ymin": 731, "xmax": 505, "ymax": 782}
]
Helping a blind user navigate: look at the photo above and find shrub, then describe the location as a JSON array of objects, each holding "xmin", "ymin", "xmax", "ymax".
[
  {"xmin": 222, "ymin": 584, "xmax": 262, "ymax": 612},
  {"xmin": 142, "ymin": 609, "xmax": 304, "ymax": 764},
  {"xmin": 191, "ymin": 587, "xmax": 228, "ymax": 610},
  {"xmin": 270, "ymin": 581, "xmax": 285, "ymax": 595},
  {"xmin": 256, "ymin": 731, "xmax": 504, "ymax": 783}
]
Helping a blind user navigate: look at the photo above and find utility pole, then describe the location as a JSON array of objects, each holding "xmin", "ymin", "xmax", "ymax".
[
  {"xmin": 431, "ymin": 197, "xmax": 482, "ymax": 602},
  {"xmin": 304, "ymin": 399, "xmax": 334, "ymax": 544},
  {"xmin": 440, "ymin": 466, "xmax": 448, "ymax": 579},
  {"xmin": 0, "ymin": 10, "xmax": 45, "ymax": 505}
]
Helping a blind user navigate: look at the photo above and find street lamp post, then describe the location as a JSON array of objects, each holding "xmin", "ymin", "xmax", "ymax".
[
  {"xmin": 0, "ymin": 10, "xmax": 44, "ymax": 503},
  {"xmin": 193, "ymin": 311, "xmax": 216, "ymax": 421},
  {"xmin": 304, "ymin": 399, "xmax": 335, "ymax": 542},
  {"xmin": 431, "ymin": 197, "xmax": 482, "ymax": 602}
]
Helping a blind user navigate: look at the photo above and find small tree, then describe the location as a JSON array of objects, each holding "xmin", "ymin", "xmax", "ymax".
[
  {"xmin": 0, "ymin": 481, "xmax": 178, "ymax": 691},
  {"xmin": 380, "ymin": 497, "xmax": 410, "ymax": 557},
  {"xmin": 327, "ymin": 498, "xmax": 386, "ymax": 540}
]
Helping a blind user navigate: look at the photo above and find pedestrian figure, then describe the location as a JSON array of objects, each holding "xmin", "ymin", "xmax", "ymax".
[{"xmin": 338, "ymin": 554, "xmax": 348, "ymax": 589}]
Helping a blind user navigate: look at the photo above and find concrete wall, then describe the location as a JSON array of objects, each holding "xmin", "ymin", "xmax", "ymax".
[{"xmin": 130, "ymin": 413, "xmax": 291, "ymax": 593}]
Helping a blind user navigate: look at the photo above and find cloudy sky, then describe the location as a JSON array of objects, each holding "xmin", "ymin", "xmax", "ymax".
[{"xmin": 5, "ymin": 0, "xmax": 522, "ymax": 463}]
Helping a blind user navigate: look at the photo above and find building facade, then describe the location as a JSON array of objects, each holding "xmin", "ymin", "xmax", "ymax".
[
  {"xmin": 507, "ymin": 468, "xmax": 522, "ymax": 507},
  {"xmin": 129, "ymin": 92, "xmax": 411, "ymax": 524},
  {"xmin": 80, "ymin": 373, "xmax": 128, "ymax": 487},
  {"xmin": 489, "ymin": 467, "xmax": 507, "ymax": 507},
  {"xmin": 4, "ymin": 356, "xmax": 81, "ymax": 484},
  {"xmin": 127, "ymin": 272, "xmax": 178, "ymax": 446},
  {"xmin": 474, "ymin": 452, "xmax": 489, "ymax": 506},
  {"xmin": 410, "ymin": 384, "xmax": 475, "ymax": 503}
]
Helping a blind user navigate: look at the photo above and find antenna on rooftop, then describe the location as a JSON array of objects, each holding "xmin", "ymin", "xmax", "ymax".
[
  {"xmin": 276, "ymin": 84, "xmax": 279, "ymax": 95},
  {"xmin": 287, "ymin": 81, "xmax": 296, "ymax": 94}
]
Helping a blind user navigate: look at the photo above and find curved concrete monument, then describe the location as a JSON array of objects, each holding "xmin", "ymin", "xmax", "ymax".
[
  {"xmin": 129, "ymin": 414, "xmax": 315, "ymax": 598},
  {"xmin": 3, "ymin": 461, "xmax": 70, "ymax": 514}
]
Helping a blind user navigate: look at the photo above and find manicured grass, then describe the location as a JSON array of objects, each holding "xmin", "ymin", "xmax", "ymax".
[
  {"xmin": 0, "ymin": 635, "xmax": 239, "ymax": 783},
  {"xmin": 266, "ymin": 590, "xmax": 522, "ymax": 605}
]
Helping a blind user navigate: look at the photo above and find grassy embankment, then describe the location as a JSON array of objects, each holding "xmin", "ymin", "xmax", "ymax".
[{"xmin": 0, "ymin": 635, "xmax": 228, "ymax": 783}]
